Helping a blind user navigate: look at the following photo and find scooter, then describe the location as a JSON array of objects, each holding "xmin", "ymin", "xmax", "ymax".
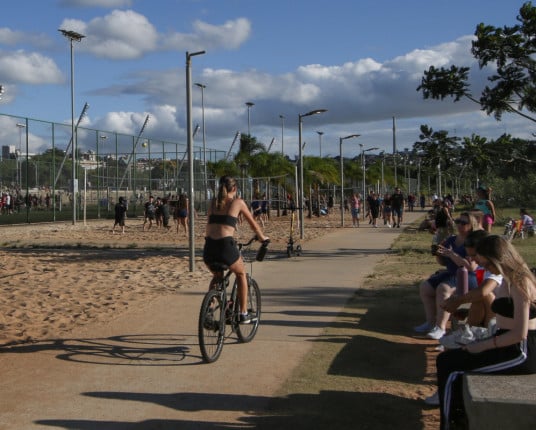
[{"xmin": 286, "ymin": 209, "xmax": 302, "ymax": 257}]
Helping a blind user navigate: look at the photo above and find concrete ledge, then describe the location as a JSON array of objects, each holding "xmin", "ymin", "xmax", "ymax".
[{"xmin": 463, "ymin": 373, "xmax": 536, "ymax": 430}]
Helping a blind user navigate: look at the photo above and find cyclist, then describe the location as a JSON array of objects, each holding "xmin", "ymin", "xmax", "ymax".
[{"xmin": 203, "ymin": 175, "xmax": 269, "ymax": 324}]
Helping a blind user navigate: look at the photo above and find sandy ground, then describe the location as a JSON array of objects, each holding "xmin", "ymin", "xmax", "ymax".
[{"xmin": 0, "ymin": 211, "xmax": 341, "ymax": 346}]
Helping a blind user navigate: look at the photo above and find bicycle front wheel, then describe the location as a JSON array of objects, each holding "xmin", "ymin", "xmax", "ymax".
[
  {"xmin": 237, "ymin": 277, "xmax": 261, "ymax": 343},
  {"xmin": 198, "ymin": 290, "xmax": 225, "ymax": 363}
]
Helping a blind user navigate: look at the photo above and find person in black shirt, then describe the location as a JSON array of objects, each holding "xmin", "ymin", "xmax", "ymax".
[
  {"xmin": 391, "ymin": 187, "xmax": 405, "ymax": 228},
  {"xmin": 112, "ymin": 196, "xmax": 127, "ymax": 234}
]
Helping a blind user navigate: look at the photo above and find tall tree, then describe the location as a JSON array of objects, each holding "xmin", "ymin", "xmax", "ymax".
[{"xmin": 417, "ymin": 1, "xmax": 536, "ymax": 123}]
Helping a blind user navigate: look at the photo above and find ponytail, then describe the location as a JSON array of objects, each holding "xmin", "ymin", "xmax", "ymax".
[{"xmin": 216, "ymin": 175, "xmax": 236, "ymax": 210}]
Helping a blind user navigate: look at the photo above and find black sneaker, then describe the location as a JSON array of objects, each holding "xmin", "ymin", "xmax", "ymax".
[{"xmin": 240, "ymin": 312, "xmax": 255, "ymax": 324}]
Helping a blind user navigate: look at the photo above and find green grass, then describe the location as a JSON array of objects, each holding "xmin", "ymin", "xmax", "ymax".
[{"xmin": 257, "ymin": 210, "xmax": 536, "ymax": 430}]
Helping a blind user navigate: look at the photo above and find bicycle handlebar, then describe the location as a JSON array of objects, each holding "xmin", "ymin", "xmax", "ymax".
[{"xmin": 237, "ymin": 236, "xmax": 270, "ymax": 262}]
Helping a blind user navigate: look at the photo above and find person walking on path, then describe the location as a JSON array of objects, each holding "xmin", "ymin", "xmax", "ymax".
[{"xmin": 391, "ymin": 187, "xmax": 405, "ymax": 228}]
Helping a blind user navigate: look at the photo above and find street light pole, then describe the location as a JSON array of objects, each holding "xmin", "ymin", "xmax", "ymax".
[
  {"xmin": 59, "ymin": 29, "xmax": 85, "ymax": 225},
  {"xmin": 360, "ymin": 144, "xmax": 379, "ymax": 219},
  {"xmin": 186, "ymin": 50, "xmax": 206, "ymax": 272},
  {"xmin": 316, "ymin": 131, "xmax": 324, "ymax": 158},
  {"xmin": 298, "ymin": 109, "xmax": 327, "ymax": 239},
  {"xmin": 16, "ymin": 123, "xmax": 26, "ymax": 189},
  {"xmin": 279, "ymin": 114, "xmax": 285, "ymax": 155},
  {"xmin": 97, "ymin": 134, "xmax": 107, "ymax": 219},
  {"xmin": 194, "ymin": 83, "xmax": 208, "ymax": 208},
  {"xmin": 339, "ymin": 134, "xmax": 360, "ymax": 227},
  {"xmin": 245, "ymin": 102, "xmax": 254, "ymax": 136}
]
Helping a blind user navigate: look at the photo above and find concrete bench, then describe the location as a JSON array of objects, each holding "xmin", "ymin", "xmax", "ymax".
[{"xmin": 463, "ymin": 373, "xmax": 536, "ymax": 429}]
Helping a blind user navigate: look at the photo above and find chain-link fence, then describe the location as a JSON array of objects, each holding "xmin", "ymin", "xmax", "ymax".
[{"xmin": 0, "ymin": 112, "xmax": 226, "ymax": 223}]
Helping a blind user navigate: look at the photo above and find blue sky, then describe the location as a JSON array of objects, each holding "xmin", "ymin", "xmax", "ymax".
[{"xmin": 0, "ymin": 0, "xmax": 531, "ymax": 158}]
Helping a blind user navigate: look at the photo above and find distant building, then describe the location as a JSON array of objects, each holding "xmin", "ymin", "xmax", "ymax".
[{"xmin": 2, "ymin": 145, "xmax": 16, "ymax": 160}]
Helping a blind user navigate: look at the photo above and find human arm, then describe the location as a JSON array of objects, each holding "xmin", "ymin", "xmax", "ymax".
[
  {"xmin": 487, "ymin": 200, "xmax": 496, "ymax": 220},
  {"xmin": 435, "ymin": 243, "xmax": 472, "ymax": 271},
  {"xmin": 465, "ymin": 286, "xmax": 530, "ymax": 354},
  {"xmin": 442, "ymin": 277, "xmax": 499, "ymax": 313}
]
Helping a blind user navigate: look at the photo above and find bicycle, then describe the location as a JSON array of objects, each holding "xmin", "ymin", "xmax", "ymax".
[{"xmin": 198, "ymin": 236, "xmax": 269, "ymax": 363}]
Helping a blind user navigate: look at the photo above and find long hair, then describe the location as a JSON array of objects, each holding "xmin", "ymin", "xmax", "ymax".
[
  {"xmin": 215, "ymin": 175, "xmax": 236, "ymax": 210},
  {"xmin": 459, "ymin": 211, "xmax": 480, "ymax": 232},
  {"xmin": 476, "ymin": 235, "xmax": 536, "ymax": 302}
]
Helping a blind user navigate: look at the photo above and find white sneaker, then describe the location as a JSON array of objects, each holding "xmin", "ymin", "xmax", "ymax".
[
  {"xmin": 426, "ymin": 326, "xmax": 446, "ymax": 340},
  {"xmin": 424, "ymin": 391, "xmax": 440, "ymax": 406},
  {"xmin": 440, "ymin": 325, "xmax": 473, "ymax": 348},
  {"xmin": 440, "ymin": 325, "xmax": 489, "ymax": 349},
  {"xmin": 414, "ymin": 321, "xmax": 433, "ymax": 333}
]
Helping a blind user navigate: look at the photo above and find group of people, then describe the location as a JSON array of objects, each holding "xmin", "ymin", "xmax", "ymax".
[
  {"xmin": 112, "ymin": 193, "xmax": 190, "ymax": 234},
  {"xmin": 347, "ymin": 188, "xmax": 406, "ymax": 228},
  {"xmin": 413, "ymin": 195, "xmax": 536, "ymax": 429}
]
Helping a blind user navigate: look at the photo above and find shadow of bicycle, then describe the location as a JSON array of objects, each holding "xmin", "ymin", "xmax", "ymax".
[{"xmin": 0, "ymin": 333, "xmax": 208, "ymax": 366}]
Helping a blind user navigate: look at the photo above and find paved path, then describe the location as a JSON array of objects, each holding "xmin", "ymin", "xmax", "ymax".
[{"xmin": 0, "ymin": 212, "xmax": 423, "ymax": 429}]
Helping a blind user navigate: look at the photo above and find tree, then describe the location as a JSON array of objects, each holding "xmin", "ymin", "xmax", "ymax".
[{"xmin": 417, "ymin": 1, "xmax": 536, "ymax": 123}]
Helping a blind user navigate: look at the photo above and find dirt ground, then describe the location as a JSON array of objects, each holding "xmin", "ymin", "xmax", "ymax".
[{"xmin": 0, "ymin": 210, "xmax": 441, "ymax": 429}]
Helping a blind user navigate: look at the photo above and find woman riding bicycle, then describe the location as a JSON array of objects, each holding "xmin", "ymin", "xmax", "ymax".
[{"xmin": 203, "ymin": 175, "xmax": 269, "ymax": 324}]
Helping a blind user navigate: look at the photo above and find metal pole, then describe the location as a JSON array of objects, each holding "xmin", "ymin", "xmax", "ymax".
[
  {"xmin": 24, "ymin": 118, "xmax": 29, "ymax": 223},
  {"xmin": 16, "ymin": 123, "xmax": 25, "ymax": 189},
  {"xmin": 317, "ymin": 131, "xmax": 324, "ymax": 158},
  {"xmin": 70, "ymin": 37, "xmax": 76, "ymax": 224},
  {"xmin": 298, "ymin": 116, "xmax": 304, "ymax": 239},
  {"xmin": 246, "ymin": 102, "xmax": 254, "ymax": 136},
  {"xmin": 186, "ymin": 50, "xmax": 205, "ymax": 272},
  {"xmin": 195, "ymin": 83, "xmax": 208, "ymax": 208},
  {"xmin": 279, "ymin": 115, "xmax": 285, "ymax": 155},
  {"xmin": 298, "ymin": 109, "xmax": 327, "ymax": 238},
  {"xmin": 339, "ymin": 134, "xmax": 360, "ymax": 227},
  {"xmin": 340, "ymin": 138, "xmax": 344, "ymax": 227},
  {"xmin": 59, "ymin": 29, "xmax": 85, "ymax": 224}
]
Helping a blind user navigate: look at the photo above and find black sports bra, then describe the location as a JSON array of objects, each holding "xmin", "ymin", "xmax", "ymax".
[
  {"xmin": 208, "ymin": 214, "xmax": 238, "ymax": 228},
  {"xmin": 491, "ymin": 297, "xmax": 536, "ymax": 319}
]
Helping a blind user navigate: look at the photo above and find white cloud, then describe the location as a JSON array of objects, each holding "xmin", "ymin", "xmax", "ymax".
[
  {"xmin": 110, "ymin": 33, "xmax": 515, "ymax": 155},
  {"xmin": 0, "ymin": 27, "xmax": 54, "ymax": 49},
  {"xmin": 58, "ymin": 13, "xmax": 251, "ymax": 60},
  {"xmin": 0, "ymin": 50, "xmax": 63, "ymax": 84},
  {"xmin": 161, "ymin": 18, "xmax": 251, "ymax": 52},
  {"xmin": 59, "ymin": 0, "xmax": 133, "ymax": 7},
  {"xmin": 60, "ymin": 10, "xmax": 158, "ymax": 60}
]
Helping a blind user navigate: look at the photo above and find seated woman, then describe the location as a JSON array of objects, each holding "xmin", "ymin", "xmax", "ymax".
[
  {"xmin": 435, "ymin": 235, "xmax": 536, "ymax": 429},
  {"xmin": 414, "ymin": 212, "xmax": 480, "ymax": 340},
  {"xmin": 442, "ymin": 230, "xmax": 501, "ymax": 326}
]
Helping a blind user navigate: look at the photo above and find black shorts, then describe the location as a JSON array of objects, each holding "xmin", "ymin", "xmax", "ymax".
[{"xmin": 203, "ymin": 236, "xmax": 240, "ymax": 267}]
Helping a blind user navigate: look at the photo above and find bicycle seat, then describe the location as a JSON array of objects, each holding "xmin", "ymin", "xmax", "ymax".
[{"xmin": 208, "ymin": 262, "xmax": 229, "ymax": 272}]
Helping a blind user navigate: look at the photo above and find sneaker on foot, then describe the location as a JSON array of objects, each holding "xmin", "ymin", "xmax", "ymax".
[
  {"xmin": 424, "ymin": 391, "xmax": 440, "ymax": 406},
  {"xmin": 414, "ymin": 321, "xmax": 433, "ymax": 333},
  {"xmin": 427, "ymin": 326, "xmax": 446, "ymax": 340},
  {"xmin": 240, "ymin": 312, "xmax": 256, "ymax": 324}
]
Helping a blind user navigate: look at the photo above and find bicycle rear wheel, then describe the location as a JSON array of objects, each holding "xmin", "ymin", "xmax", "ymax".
[
  {"xmin": 198, "ymin": 290, "xmax": 225, "ymax": 363},
  {"xmin": 237, "ymin": 277, "xmax": 261, "ymax": 343}
]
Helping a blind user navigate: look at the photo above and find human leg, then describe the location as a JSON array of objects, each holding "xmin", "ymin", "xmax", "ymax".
[
  {"xmin": 437, "ymin": 338, "xmax": 530, "ymax": 430},
  {"xmin": 418, "ymin": 280, "xmax": 437, "ymax": 328},
  {"xmin": 435, "ymin": 283, "xmax": 456, "ymax": 331},
  {"xmin": 229, "ymin": 257, "xmax": 249, "ymax": 316}
]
